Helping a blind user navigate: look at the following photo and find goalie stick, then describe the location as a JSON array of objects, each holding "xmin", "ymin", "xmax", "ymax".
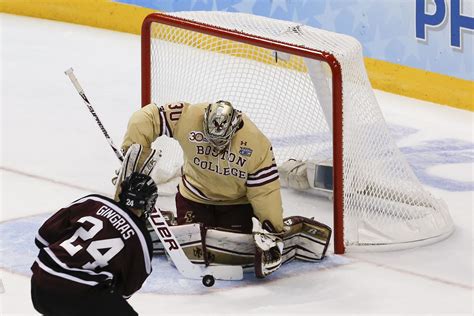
[{"xmin": 65, "ymin": 68, "xmax": 243, "ymax": 286}]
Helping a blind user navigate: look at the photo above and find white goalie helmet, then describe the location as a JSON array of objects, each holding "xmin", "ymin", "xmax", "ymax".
[{"xmin": 203, "ymin": 100, "xmax": 242, "ymax": 152}]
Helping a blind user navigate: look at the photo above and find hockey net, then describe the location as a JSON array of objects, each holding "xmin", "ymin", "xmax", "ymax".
[{"xmin": 141, "ymin": 11, "xmax": 454, "ymax": 253}]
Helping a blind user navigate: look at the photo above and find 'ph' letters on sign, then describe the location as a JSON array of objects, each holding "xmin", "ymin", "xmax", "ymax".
[{"xmin": 416, "ymin": 0, "xmax": 474, "ymax": 49}]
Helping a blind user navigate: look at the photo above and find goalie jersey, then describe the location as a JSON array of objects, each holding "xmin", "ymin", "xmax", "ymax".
[
  {"xmin": 122, "ymin": 102, "xmax": 284, "ymax": 232},
  {"xmin": 31, "ymin": 194, "xmax": 153, "ymax": 298}
]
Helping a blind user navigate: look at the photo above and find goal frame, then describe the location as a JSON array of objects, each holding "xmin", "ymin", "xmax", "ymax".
[{"xmin": 141, "ymin": 12, "xmax": 346, "ymax": 254}]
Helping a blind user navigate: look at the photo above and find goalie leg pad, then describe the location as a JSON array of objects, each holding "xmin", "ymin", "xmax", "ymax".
[
  {"xmin": 282, "ymin": 216, "xmax": 332, "ymax": 262},
  {"xmin": 149, "ymin": 216, "xmax": 331, "ymax": 271},
  {"xmin": 149, "ymin": 220, "xmax": 255, "ymax": 267}
]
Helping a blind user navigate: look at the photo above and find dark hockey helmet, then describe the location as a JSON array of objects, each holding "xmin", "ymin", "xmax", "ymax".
[{"xmin": 119, "ymin": 172, "xmax": 158, "ymax": 219}]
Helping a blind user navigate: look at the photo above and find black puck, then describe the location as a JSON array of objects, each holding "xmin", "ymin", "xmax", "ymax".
[{"xmin": 202, "ymin": 275, "xmax": 215, "ymax": 287}]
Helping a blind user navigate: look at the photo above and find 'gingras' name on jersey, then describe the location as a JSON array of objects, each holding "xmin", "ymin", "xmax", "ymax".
[{"xmin": 96, "ymin": 206, "xmax": 135, "ymax": 240}]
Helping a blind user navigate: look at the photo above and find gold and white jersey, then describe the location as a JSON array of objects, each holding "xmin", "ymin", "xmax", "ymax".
[{"xmin": 122, "ymin": 102, "xmax": 284, "ymax": 231}]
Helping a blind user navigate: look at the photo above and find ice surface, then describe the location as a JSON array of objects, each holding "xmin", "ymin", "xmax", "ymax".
[{"xmin": 0, "ymin": 13, "xmax": 472, "ymax": 315}]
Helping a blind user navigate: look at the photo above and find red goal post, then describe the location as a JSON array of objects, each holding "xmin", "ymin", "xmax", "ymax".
[{"xmin": 141, "ymin": 12, "xmax": 345, "ymax": 254}]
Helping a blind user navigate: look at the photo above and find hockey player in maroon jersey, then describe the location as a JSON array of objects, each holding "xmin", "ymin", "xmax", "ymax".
[{"xmin": 30, "ymin": 172, "xmax": 158, "ymax": 316}]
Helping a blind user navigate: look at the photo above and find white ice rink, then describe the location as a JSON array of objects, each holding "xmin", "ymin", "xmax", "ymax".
[{"xmin": 1, "ymin": 14, "xmax": 473, "ymax": 315}]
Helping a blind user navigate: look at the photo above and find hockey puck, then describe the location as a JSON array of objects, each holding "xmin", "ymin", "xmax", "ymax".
[{"xmin": 202, "ymin": 275, "xmax": 215, "ymax": 287}]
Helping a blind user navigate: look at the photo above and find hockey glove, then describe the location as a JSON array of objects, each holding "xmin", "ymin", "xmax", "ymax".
[
  {"xmin": 113, "ymin": 144, "xmax": 160, "ymax": 200},
  {"xmin": 252, "ymin": 217, "xmax": 284, "ymax": 278}
]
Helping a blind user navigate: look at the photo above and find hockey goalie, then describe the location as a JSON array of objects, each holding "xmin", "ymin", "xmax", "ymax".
[{"xmin": 115, "ymin": 100, "xmax": 332, "ymax": 278}]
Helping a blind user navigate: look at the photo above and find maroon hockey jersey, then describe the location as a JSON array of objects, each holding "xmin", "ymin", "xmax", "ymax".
[{"xmin": 31, "ymin": 194, "xmax": 153, "ymax": 298}]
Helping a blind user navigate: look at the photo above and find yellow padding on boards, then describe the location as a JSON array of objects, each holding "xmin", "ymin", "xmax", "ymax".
[
  {"xmin": 150, "ymin": 25, "xmax": 307, "ymax": 73},
  {"xmin": 366, "ymin": 58, "xmax": 473, "ymax": 112},
  {"xmin": 1, "ymin": 0, "xmax": 155, "ymax": 35},
  {"xmin": 2, "ymin": 0, "xmax": 472, "ymax": 111}
]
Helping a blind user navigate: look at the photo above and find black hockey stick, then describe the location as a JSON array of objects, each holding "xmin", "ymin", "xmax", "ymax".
[
  {"xmin": 64, "ymin": 68, "xmax": 124, "ymax": 162},
  {"xmin": 64, "ymin": 68, "xmax": 243, "ymax": 286}
]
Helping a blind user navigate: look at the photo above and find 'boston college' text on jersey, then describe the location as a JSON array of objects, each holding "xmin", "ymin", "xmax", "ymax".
[{"xmin": 122, "ymin": 102, "xmax": 284, "ymax": 231}]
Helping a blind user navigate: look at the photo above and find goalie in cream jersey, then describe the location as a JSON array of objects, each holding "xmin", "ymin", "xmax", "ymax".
[{"xmin": 121, "ymin": 100, "xmax": 285, "ymax": 277}]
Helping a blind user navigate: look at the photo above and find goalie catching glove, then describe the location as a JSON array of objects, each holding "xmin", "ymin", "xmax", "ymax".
[
  {"xmin": 252, "ymin": 217, "xmax": 284, "ymax": 278},
  {"xmin": 113, "ymin": 144, "xmax": 160, "ymax": 200}
]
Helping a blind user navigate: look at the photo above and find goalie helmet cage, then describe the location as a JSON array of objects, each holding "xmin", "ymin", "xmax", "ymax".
[{"xmin": 141, "ymin": 11, "xmax": 454, "ymax": 254}]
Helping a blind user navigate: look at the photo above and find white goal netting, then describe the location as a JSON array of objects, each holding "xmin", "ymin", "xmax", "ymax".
[{"xmin": 145, "ymin": 11, "xmax": 453, "ymax": 252}]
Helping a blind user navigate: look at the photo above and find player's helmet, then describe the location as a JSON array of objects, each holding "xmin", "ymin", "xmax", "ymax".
[
  {"xmin": 119, "ymin": 172, "xmax": 158, "ymax": 219},
  {"xmin": 203, "ymin": 100, "xmax": 242, "ymax": 153}
]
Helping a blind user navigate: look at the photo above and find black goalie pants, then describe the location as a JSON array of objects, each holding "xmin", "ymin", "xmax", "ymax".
[{"xmin": 30, "ymin": 274, "xmax": 138, "ymax": 316}]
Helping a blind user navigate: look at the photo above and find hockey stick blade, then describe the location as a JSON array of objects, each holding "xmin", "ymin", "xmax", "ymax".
[{"xmin": 148, "ymin": 207, "xmax": 243, "ymax": 281}]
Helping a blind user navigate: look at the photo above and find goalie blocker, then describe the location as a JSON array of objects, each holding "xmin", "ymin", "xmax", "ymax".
[
  {"xmin": 148, "ymin": 212, "xmax": 332, "ymax": 273},
  {"xmin": 252, "ymin": 217, "xmax": 284, "ymax": 278}
]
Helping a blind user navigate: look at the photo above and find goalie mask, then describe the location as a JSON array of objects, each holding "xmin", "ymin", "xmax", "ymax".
[
  {"xmin": 119, "ymin": 172, "xmax": 158, "ymax": 219},
  {"xmin": 203, "ymin": 100, "xmax": 242, "ymax": 153}
]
